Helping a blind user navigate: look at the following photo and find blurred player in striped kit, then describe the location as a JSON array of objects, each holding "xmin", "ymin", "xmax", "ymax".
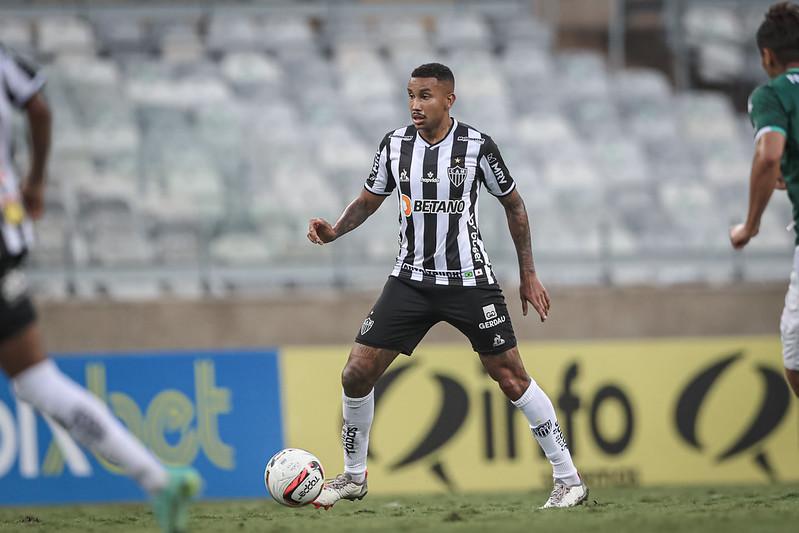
[{"xmin": 0, "ymin": 45, "xmax": 200, "ymax": 532}]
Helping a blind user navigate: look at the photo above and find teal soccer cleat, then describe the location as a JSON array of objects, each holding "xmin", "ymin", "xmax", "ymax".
[{"xmin": 151, "ymin": 467, "xmax": 202, "ymax": 533}]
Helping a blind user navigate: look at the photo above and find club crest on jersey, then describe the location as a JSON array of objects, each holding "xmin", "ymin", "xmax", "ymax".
[{"xmin": 447, "ymin": 166, "xmax": 468, "ymax": 187}]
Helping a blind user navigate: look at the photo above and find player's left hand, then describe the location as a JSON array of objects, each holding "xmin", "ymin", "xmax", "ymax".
[
  {"xmin": 21, "ymin": 180, "xmax": 45, "ymax": 220},
  {"xmin": 520, "ymin": 271, "xmax": 550, "ymax": 322},
  {"xmin": 730, "ymin": 223, "xmax": 757, "ymax": 250}
]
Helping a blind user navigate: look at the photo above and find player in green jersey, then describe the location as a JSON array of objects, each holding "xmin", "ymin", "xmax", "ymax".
[{"xmin": 731, "ymin": 2, "xmax": 799, "ymax": 397}]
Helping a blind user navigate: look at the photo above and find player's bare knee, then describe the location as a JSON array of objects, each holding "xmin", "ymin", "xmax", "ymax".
[
  {"xmin": 492, "ymin": 370, "xmax": 529, "ymax": 401},
  {"xmin": 785, "ymin": 368, "xmax": 799, "ymax": 398},
  {"xmin": 341, "ymin": 362, "xmax": 373, "ymax": 397}
]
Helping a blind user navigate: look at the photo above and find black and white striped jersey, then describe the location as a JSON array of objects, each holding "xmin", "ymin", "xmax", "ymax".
[
  {"xmin": 0, "ymin": 45, "xmax": 45, "ymax": 262},
  {"xmin": 365, "ymin": 118, "xmax": 515, "ymax": 287}
]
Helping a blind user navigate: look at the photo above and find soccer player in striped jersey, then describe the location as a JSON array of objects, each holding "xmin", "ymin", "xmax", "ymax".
[
  {"xmin": 0, "ymin": 46, "xmax": 199, "ymax": 531},
  {"xmin": 731, "ymin": 2, "xmax": 799, "ymax": 398},
  {"xmin": 308, "ymin": 63, "xmax": 588, "ymax": 509}
]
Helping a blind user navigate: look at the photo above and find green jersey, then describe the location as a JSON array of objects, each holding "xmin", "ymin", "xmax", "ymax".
[{"xmin": 749, "ymin": 68, "xmax": 799, "ymax": 243}]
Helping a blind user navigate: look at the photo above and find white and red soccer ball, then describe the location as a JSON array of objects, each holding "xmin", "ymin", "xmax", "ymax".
[{"xmin": 264, "ymin": 448, "xmax": 325, "ymax": 507}]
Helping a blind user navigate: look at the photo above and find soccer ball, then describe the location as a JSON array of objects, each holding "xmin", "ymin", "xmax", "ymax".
[{"xmin": 264, "ymin": 448, "xmax": 325, "ymax": 507}]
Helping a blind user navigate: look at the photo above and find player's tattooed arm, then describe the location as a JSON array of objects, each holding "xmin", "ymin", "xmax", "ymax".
[
  {"xmin": 499, "ymin": 189, "xmax": 551, "ymax": 321},
  {"xmin": 308, "ymin": 189, "xmax": 387, "ymax": 245},
  {"xmin": 499, "ymin": 189, "xmax": 535, "ymax": 273}
]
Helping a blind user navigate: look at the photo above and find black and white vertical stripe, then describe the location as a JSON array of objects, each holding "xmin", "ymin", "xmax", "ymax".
[
  {"xmin": 0, "ymin": 45, "xmax": 45, "ymax": 261},
  {"xmin": 365, "ymin": 119, "xmax": 516, "ymax": 287}
]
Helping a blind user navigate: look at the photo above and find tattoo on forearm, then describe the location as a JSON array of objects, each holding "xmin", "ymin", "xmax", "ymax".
[
  {"xmin": 505, "ymin": 197, "xmax": 535, "ymax": 273},
  {"xmin": 333, "ymin": 197, "xmax": 373, "ymax": 238}
]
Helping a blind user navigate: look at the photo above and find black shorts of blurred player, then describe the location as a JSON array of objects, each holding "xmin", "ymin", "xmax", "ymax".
[{"xmin": 0, "ymin": 257, "xmax": 42, "ymax": 376}]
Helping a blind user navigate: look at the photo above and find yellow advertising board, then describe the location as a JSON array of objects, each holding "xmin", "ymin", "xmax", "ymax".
[{"xmin": 282, "ymin": 338, "xmax": 799, "ymax": 493}]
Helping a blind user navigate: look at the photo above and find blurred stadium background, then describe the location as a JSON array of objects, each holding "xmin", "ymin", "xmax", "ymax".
[
  {"xmin": 1, "ymin": 0, "xmax": 798, "ymax": 516},
  {"xmin": 4, "ymin": 0, "xmax": 795, "ymax": 297}
]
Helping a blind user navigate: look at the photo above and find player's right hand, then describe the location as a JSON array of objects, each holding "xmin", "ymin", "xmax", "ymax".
[
  {"xmin": 21, "ymin": 180, "xmax": 45, "ymax": 220},
  {"xmin": 308, "ymin": 218, "xmax": 337, "ymax": 245},
  {"xmin": 729, "ymin": 223, "xmax": 757, "ymax": 250}
]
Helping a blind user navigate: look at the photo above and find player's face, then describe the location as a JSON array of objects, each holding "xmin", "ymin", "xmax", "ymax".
[{"xmin": 407, "ymin": 77, "xmax": 455, "ymax": 131}]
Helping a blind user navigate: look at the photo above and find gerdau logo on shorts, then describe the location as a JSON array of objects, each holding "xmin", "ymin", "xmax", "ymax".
[{"xmin": 479, "ymin": 303, "xmax": 506, "ymax": 330}]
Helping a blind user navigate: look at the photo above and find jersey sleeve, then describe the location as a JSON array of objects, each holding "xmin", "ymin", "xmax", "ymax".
[
  {"xmin": 364, "ymin": 135, "xmax": 395, "ymax": 196},
  {"xmin": 478, "ymin": 136, "xmax": 516, "ymax": 197},
  {"xmin": 748, "ymin": 85, "xmax": 788, "ymax": 142},
  {"xmin": 0, "ymin": 48, "xmax": 46, "ymax": 109}
]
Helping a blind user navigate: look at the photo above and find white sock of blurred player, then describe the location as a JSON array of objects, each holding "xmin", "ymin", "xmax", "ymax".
[
  {"xmin": 512, "ymin": 377, "xmax": 580, "ymax": 485},
  {"xmin": 341, "ymin": 389, "xmax": 374, "ymax": 483},
  {"xmin": 12, "ymin": 359, "xmax": 169, "ymax": 493}
]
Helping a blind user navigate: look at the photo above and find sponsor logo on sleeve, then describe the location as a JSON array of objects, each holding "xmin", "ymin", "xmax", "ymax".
[
  {"xmin": 457, "ymin": 136, "xmax": 485, "ymax": 144},
  {"xmin": 368, "ymin": 150, "xmax": 381, "ymax": 182},
  {"xmin": 486, "ymin": 153, "xmax": 507, "ymax": 184}
]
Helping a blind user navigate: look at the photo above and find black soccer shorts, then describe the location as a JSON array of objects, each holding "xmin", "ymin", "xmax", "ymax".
[
  {"xmin": 0, "ymin": 262, "xmax": 36, "ymax": 343},
  {"xmin": 355, "ymin": 276, "xmax": 517, "ymax": 356}
]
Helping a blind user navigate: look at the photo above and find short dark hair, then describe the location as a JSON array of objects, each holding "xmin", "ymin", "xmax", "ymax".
[
  {"xmin": 757, "ymin": 2, "xmax": 799, "ymax": 64},
  {"xmin": 411, "ymin": 63, "xmax": 455, "ymax": 87}
]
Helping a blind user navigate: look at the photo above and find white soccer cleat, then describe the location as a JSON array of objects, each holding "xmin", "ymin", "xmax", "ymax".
[
  {"xmin": 539, "ymin": 478, "xmax": 589, "ymax": 509},
  {"xmin": 312, "ymin": 473, "xmax": 368, "ymax": 510}
]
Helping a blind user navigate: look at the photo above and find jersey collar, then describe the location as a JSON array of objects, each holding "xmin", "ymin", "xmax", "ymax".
[{"xmin": 417, "ymin": 118, "xmax": 458, "ymax": 149}]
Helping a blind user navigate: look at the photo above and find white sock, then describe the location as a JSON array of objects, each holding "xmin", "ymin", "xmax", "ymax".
[
  {"xmin": 341, "ymin": 389, "xmax": 374, "ymax": 484},
  {"xmin": 512, "ymin": 377, "xmax": 581, "ymax": 486},
  {"xmin": 12, "ymin": 359, "xmax": 169, "ymax": 494}
]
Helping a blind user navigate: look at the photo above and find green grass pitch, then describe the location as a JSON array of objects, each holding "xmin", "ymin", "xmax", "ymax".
[{"xmin": 0, "ymin": 485, "xmax": 797, "ymax": 532}]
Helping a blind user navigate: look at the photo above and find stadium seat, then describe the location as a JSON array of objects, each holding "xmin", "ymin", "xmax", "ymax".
[
  {"xmin": 0, "ymin": 17, "xmax": 33, "ymax": 55},
  {"xmin": 37, "ymin": 16, "xmax": 96, "ymax": 57},
  {"xmin": 206, "ymin": 14, "xmax": 264, "ymax": 54}
]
